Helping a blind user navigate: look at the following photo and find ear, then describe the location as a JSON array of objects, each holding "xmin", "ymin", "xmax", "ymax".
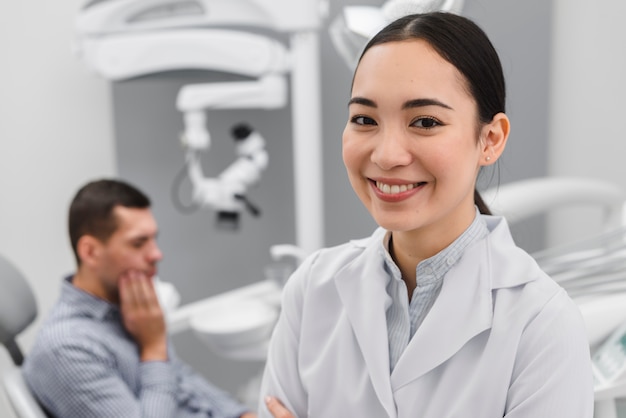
[
  {"xmin": 76, "ymin": 235, "xmax": 104, "ymax": 268},
  {"xmin": 479, "ymin": 112, "xmax": 510, "ymax": 166}
]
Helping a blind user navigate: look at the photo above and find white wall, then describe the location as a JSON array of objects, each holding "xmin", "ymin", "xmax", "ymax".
[
  {"xmin": 0, "ymin": 0, "xmax": 116, "ymax": 414},
  {"xmin": 547, "ymin": 0, "xmax": 626, "ymax": 247}
]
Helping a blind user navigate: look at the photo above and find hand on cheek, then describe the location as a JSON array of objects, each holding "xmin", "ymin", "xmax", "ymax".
[{"xmin": 119, "ymin": 270, "xmax": 168, "ymax": 361}]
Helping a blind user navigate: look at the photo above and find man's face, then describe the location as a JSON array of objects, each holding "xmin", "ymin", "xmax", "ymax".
[{"xmin": 93, "ymin": 206, "xmax": 162, "ymax": 304}]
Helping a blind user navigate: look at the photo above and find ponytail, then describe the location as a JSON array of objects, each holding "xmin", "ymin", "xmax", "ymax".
[{"xmin": 474, "ymin": 189, "xmax": 491, "ymax": 215}]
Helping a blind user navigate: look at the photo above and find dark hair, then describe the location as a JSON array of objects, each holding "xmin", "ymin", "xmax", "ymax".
[
  {"xmin": 358, "ymin": 12, "xmax": 506, "ymax": 215},
  {"xmin": 68, "ymin": 179, "xmax": 151, "ymax": 264}
]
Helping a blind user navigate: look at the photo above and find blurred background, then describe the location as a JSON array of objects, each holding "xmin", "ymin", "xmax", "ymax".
[{"xmin": 1, "ymin": 0, "xmax": 625, "ymax": 415}]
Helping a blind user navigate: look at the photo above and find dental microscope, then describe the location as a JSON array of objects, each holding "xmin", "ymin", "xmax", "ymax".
[{"xmin": 74, "ymin": 0, "xmax": 327, "ymax": 246}]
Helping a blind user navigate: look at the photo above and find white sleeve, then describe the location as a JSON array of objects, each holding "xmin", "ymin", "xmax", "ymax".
[
  {"xmin": 504, "ymin": 289, "xmax": 594, "ymax": 417},
  {"xmin": 258, "ymin": 253, "xmax": 319, "ymax": 418}
]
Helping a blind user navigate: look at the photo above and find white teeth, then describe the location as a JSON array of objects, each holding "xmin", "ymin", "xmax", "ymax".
[{"xmin": 376, "ymin": 181, "xmax": 419, "ymax": 194}]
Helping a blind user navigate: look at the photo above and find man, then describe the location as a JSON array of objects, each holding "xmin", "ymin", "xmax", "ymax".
[{"xmin": 23, "ymin": 179, "xmax": 257, "ymax": 418}]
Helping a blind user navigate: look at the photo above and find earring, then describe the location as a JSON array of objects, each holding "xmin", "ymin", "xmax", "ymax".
[{"xmin": 486, "ymin": 156, "xmax": 491, "ymax": 162}]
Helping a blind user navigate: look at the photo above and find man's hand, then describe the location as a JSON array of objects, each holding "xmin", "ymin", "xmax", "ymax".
[
  {"xmin": 265, "ymin": 396, "xmax": 295, "ymax": 418},
  {"xmin": 119, "ymin": 270, "xmax": 168, "ymax": 361}
]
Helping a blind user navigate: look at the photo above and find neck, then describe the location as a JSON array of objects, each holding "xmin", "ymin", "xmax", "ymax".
[
  {"xmin": 388, "ymin": 236, "xmax": 418, "ymax": 298},
  {"xmin": 390, "ymin": 207, "xmax": 476, "ymax": 293},
  {"xmin": 72, "ymin": 268, "xmax": 118, "ymax": 304}
]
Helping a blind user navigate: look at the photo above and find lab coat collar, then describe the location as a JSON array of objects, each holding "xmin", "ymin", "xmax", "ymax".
[
  {"xmin": 335, "ymin": 227, "xmax": 397, "ymax": 418},
  {"xmin": 338, "ymin": 216, "xmax": 537, "ymax": 397},
  {"xmin": 392, "ymin": 215, "xmax": 538, "ymax": 388},
  {"xmin": 484, "ymin": 215, "xmax": 544, "ymax": 290},
  {"xmin": 389, "ymin": 233, "xmax": 493, "ymax": 389}
]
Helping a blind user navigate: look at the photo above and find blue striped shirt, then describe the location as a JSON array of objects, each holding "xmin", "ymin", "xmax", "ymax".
[
  {"xmin": 23, "ymin": 276, "xmax": 250, "ymax": 418},
  {"xmin": 382, "ymin": 211, "xmax": 489, "ymax": 371}
]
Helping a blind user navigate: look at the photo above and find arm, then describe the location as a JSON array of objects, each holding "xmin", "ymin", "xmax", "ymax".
[
  {"xmin": 258, "ymin": 255, "xmax": 316, "ymax": 418},
  {"xmin": 23, "ymin": 272, "xmax": 179, "ymax": 417},
  {"xmin": 122, "ymin": 272, "xmax": 252, "ymax": 418},
  {"xmin": 172, "ymin": 359, "xmax": 254, "ymax": 418},
  {"xmin": 119, "ymin": 270, "xmax": 168, "ymax": 362},
  {"xmin": 504, "ymin": 290, "xmax": 594, "ymax": 417},
  {"xmin": 120, "ymin": 271, "xmax": 180, "ymax": 416},
  {"xmin": 265, "ymin": 396, "xmax": 296, "ymax": 418},
  {"xmin": 25, "ymin": 339, "xmax": 178, "ymax": 418}
]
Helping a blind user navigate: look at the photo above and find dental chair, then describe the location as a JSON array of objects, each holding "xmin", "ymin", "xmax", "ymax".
[{"xmin": 0, "ymin": 255, "xmax": 51, "ymax": 418}]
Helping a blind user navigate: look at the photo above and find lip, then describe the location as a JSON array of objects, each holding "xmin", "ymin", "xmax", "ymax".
[{"xmin": 369, "ymin": 178, "xmax": 425, "ymax": 202}]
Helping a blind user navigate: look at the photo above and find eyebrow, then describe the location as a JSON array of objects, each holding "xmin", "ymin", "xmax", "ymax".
[
  {"xmin": 128, "ymin": 231, "xmax": 159, "ymax": 242},
  {"xmin": 348, "ymin": 97, "xmax": 377, "ymax": 107},
  {"xmin": 348, "ymin": 97, "xmax": 453, "ymax": 110},
  {"xmin": 403, "ymin": 98, "xmax": 453, "ymax": 110}
]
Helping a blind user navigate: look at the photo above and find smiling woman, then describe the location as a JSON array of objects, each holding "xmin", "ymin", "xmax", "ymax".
[
  {"xmin": 344, "ymin": 38, "xmax": 506, "ymax": 260},
  {"xmin": 259, "ymin": 12, "xmax": 594, "ymax": 418}
]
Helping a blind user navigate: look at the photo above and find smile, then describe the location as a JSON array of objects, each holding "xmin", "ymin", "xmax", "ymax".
[{"xmin": 375, "ymin": 181, "xmax": 426, "ymax": 195}]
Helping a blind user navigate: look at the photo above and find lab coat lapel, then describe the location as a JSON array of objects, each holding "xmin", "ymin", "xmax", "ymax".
[
  {"xmin": 390, "ymin": 240, "xmax": 493, "ymax": 389},
  {"xmin": 334, "ymin": 233, "xmax": 397, "ymax": 418}
]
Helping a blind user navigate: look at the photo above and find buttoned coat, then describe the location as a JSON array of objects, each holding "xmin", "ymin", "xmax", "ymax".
[{"xmin": 259, "ymin": 216, "xmax": 594, "ymax": 417}]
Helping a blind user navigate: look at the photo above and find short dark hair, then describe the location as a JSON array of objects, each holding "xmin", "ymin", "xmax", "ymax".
[{"xmin": 68, "ymin": 179, "xmax": 151, "ymax": 264}]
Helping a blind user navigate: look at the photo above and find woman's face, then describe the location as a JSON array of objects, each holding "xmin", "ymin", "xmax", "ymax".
[{"xmin": 343, "ymin": 39, "xmax": 486, "ymax": 240}]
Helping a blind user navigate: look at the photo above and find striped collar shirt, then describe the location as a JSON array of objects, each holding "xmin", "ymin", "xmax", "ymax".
[
  {"xmin": 381, "ymin": 210, "xmax": 489, "ymax": 372},
  {"xmin": 23, "ymin": 276, "xmax": 249, "ymax": 418}
]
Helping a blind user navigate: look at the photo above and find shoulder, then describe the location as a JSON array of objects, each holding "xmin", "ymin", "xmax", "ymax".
[
  {"xmin": 289, "ymin": 228, "xmax": 384, "ymax": 285},
  {"xmin": 310, "ymin": 228, "xmax": 384, "ymax": 271},
  {"xmin": 26, "ymin": 304, "xmax": 117, "ymax": 371},
  {"xmin": 480, "ymin": 217, "xmax": 585, "ymax": 336},
  {"xmin": 480, "ymin": 215, "xmax": 556, "ymax": 290},
  {"xmin": 279, "ymin": 228, "xmax": 384, "ymax": 312}
]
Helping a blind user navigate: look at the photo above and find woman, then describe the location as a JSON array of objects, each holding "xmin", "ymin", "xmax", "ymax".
[{"xmin": 260, "ymin": 12, "xmax": 594, "ymax": 418}]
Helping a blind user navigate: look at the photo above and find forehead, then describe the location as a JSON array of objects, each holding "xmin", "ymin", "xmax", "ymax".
[
  {"xmin": 110, "ymin": 206, "xmax": 157, "ymax": 238},
  {"xmin": 353, "ymin": 39, "xmax": 470, "ymax": 101}
]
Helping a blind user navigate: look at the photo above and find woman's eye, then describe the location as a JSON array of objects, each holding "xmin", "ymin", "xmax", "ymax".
[
  {"xmin": 351, "ymin": 115, "xmax": 377, "ymax": 126},
  {"xmin": 412, "ymin": 117, "xmax": 441, "ymax": 129}
]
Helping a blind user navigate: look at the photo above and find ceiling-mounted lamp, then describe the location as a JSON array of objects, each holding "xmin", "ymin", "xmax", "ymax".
[{"xmin": 329, "ymin": 0, "xmax": 465, "ymax": 70}]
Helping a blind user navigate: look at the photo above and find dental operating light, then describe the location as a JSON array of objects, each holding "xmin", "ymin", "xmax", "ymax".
[
  {"xmin": 329, "ymin": 0, "xmax": 464, "ymax": 70},
  {"xmin": 76, "ymin": 0, "xmax": 326, "ymax": 35}
]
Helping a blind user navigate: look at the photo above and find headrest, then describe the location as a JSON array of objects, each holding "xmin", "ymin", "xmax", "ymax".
[{"xmin": 0, "ymin": 256, "xmax": 37, "ymax": 344}]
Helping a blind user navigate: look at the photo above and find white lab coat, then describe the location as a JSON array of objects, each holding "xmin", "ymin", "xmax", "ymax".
[{"xmin": 259, "ymin": 215, "xmax": 594, "ymax": 418}]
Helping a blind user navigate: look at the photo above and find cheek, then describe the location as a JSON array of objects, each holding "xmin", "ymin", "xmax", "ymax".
[
  {"xmin": 341, "ymin": 133, "xmax": 355, "ymax": 170},
  {"xmin": 342, "ymin": 137, "xmax": 370, "ymax": 198},
  {"xmin": 342, "ymin": 130, "xmax": 365, "ymax": 171},
  {"xmin": 426, "ymin": 142, "xmax": 479, "ymax": 182},
  {"xmin": 419, "ymin": 145, "xmax": 452, "ymax": 173},
  {"xmin": 110, "ymin": 252, "xmax": 137, "ymax": 270}
]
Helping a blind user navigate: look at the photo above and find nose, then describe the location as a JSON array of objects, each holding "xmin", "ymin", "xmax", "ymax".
[
  {"xmin": 149, "ymin": 242, "xmax": 163, "ymax": 263},
  {"xmin": 370, "ymin": 127, "xmax": 413, "ymax": 170}
]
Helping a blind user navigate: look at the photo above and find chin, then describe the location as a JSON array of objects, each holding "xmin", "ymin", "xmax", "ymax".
[{"xmin": 374, "ymin": 216, "xmax": 421, "ymax": 233}]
